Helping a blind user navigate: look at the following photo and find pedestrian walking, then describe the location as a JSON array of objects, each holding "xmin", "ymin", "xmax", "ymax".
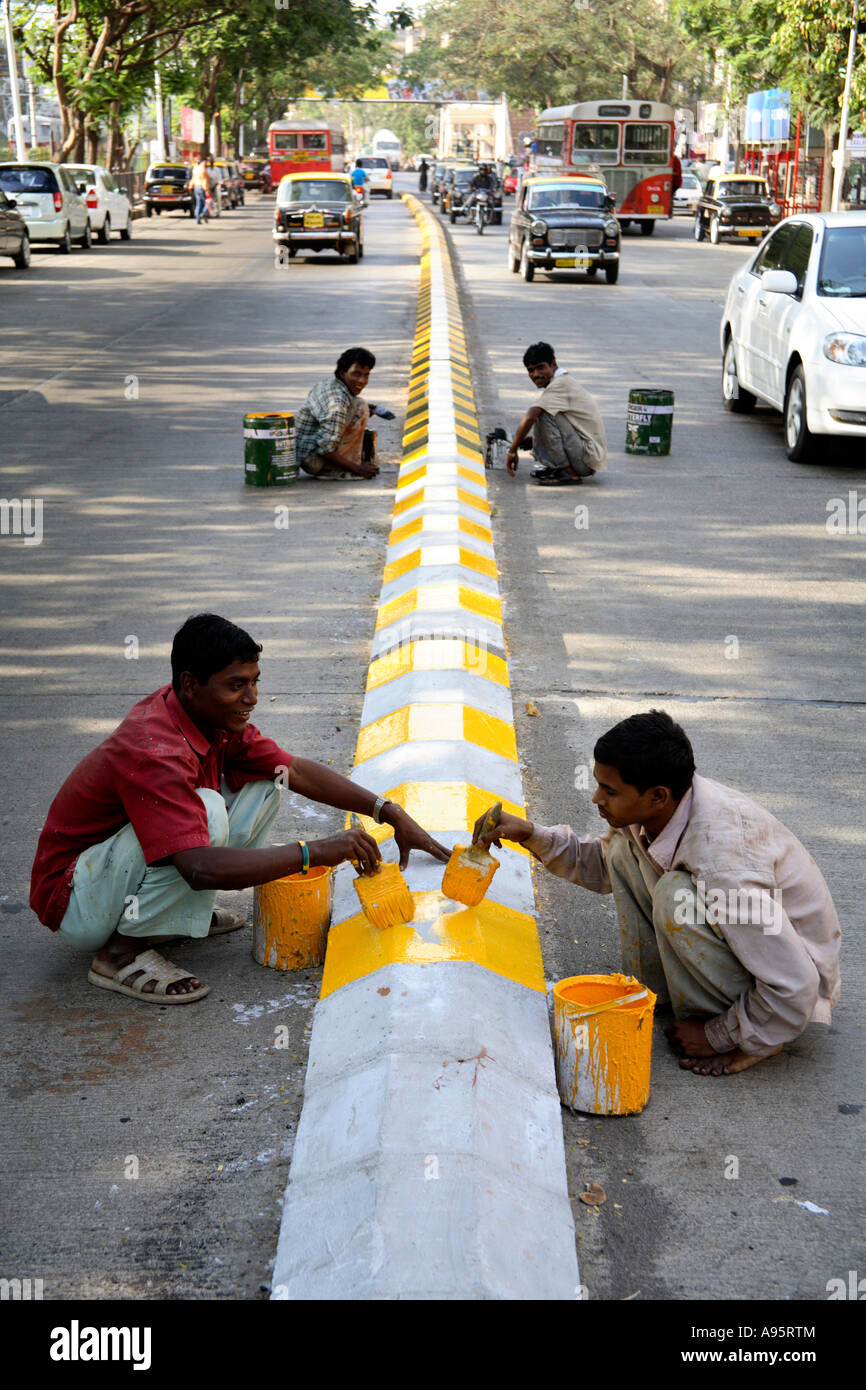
[
  {"xmin": 418, "ymin": 158, "xmax": 429, "ymax": 193},
  {"xmin": 190, "ymin": 154, "xmax": 209, "ymax": 223}
]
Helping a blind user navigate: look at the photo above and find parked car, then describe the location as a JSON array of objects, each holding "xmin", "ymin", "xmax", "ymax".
[
  {"xmin": 0, "ymin": 185, "xmax": 30, "ymax": 267},
  {"xmin": 353, "ymin": 156, "xmax": 393, "ymax": 199},
  {"xmin": 64, "ymin": 163, "xmax": 133, "ymax": 242},
  {"xmin": 694, "ymin": 173, "xmax": 781, "ymax": 244},
  {"xmin": 214, "ymin": 160, "xmax": 244, "ymax": 208},
  {"xmin": 273, "ymin": 172, "xmax": 363, "ymax": 262},
  {"xmin": 720, "ymin": 212, "xmax": 866, "ymax": 461},
  {"xmin": 672, "ymin": 171, "xmax": 703, "ymax": 215},
  {"xmin": 0, "ymin": 161, "xmax": 90, "ymax": 251},
  {"xmin": 143, "ymin": 163, "xmax": 193, "ymax": 217},
  {"xmin": 508, "ymin": 175, "xmax": 620, "ymax": 283}
]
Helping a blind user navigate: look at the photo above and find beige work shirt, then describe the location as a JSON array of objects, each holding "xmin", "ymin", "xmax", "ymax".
[
  {"xmin": 537, "ymin": 370, "xmax": 607, "ymax": 470},
  {"xmin": 525, "ymin": 773, "xmax": 841, "ymax": 1056}
]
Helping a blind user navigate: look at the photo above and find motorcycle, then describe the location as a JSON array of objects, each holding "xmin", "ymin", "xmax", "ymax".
[{"xmin": 473, "ymin": 189, "xmax": 492, "ymax": 235}]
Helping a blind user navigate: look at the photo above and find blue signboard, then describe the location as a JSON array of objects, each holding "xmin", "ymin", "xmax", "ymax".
[{"xmin": 746, "ymin": 87, "xmax": 790, "ymax": 142}]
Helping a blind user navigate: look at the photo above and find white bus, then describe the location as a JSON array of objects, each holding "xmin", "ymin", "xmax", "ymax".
[{"xmin": 371, "ymin": 128, "xmax": 401, "ymax": 170}]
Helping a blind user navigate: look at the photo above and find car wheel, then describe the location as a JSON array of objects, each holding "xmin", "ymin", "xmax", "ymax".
[
  {"xmin": 449, "ymin": 205, "xmax": 457, "ymax": 223},
  {"xmin": 98, "ymin": 215, "xmax": 110, "ymax": 245},
  {"xmin": 722, "ymin": 337, "xmax": 756, "ymax": 413},
  {"xmin": 605, "ymin": 261, "xmax": 620, "ymax": 284},
  {"xmin": 693, "ymin": 216, "xmax": 705, "ymax": 242},
  {"xmin": 13, "ymin": 232, "xmax": 30, "ymax": 269},
  {"xmin": 619, "ymin": 219, "xmax": 631, "ymax": 232},
  {"xmin": 120, "ymin": 213, "xmax": 132, "ymax": 240},
  {"xmin": 519, "ymin": 241, "xmax": 534, "ymax": 282},
  {"xmin": 640, "ymin": 220, "xmax": 655, "ymax": 236},
  {"xmin": 387, "ymin": 190, "xmax": 393, "ymax": 199},
  {"xmin": 58, "ymin": 224, "xmax": 72, "ymax": 254},
  {"xmin": 585, "ymin": 264, "xmax": 598, "ymax": 277},
  {"xmin": 784, "ymin": 365, "xmax": 816, "ymax": 462},
  {"xmin": 507, "ymin": 239, "xmax": 520, "ymax": 273},
  {"xmin": 154, "ymin": 206, "xmax": 161, "ymax": 215},
  {"xmin": 78, "ymin": 220, "xmax": 92, "ymax": 249},
  {"xmin": 146, "ymin": 204, "xmax": 153, "ymax": 217},
  {"xmin": 358, "ymin": 235, "xmax": 364, "ymax": 259},
  {"xmin": 346, "ymin": 242, "xmax": 359, "ymax": 263},
  {"xmin": 709, "ymin": 217, "xmax": 721, "ymax": 245},
  {"xmin": 494, "ymin": 212, "xmax": 502, "ymax": 225}
]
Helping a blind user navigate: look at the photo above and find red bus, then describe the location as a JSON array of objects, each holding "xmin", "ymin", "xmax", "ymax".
[
  {"xmin": 533, "ymin": 101, "xmax": 676, "ymax": 234},
  {"xmin": 267, "ymin": 120, "xmax": 347, "ymax": 187}
]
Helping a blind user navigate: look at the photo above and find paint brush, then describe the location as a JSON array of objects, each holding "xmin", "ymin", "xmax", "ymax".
[
  {"xmin": 441, "ymin": 801, "xmax": 501, "ymax": 907},
  {"xmin": 351, "ymin": 815, "xmax": 415, "ymax": 929}
]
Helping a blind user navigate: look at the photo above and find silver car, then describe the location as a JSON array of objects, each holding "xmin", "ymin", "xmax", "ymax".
[{"xmin": 0, "ymin": 161, "xmax": 91, "ymax": 252}]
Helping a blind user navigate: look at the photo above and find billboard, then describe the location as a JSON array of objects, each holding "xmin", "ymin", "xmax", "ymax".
[
  {"xmin": 746, "ymin": 88, "xmax": 790, "ymax": 142},
  {"xmin": 180, "ymin": 106, "xmax": 205, "ymax": 144}
]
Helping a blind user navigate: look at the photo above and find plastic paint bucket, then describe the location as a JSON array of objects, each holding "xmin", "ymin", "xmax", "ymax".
[
  {"xmin": 553, "ymin": 972, "xmax": 656, "ymax": 1115},
  {"xmin": 625, "ymin": 388, "xmax": 674, "ymax": 456},
  {"xmin": 253, "ymin": 865, "xmax": 333, "ymax": 971}
]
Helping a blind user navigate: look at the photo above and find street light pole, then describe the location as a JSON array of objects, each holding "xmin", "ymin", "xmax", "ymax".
[
  {"xmin": 154, "ymin": 64, "xmax": 166, "ymax": 161},
  {"xmin": 832, "ymin": 0, "xmax": 861, "ymax": 210},
  {"xmin": 3, "ymin": 0, "xmax": 27, "ymax": 159}
]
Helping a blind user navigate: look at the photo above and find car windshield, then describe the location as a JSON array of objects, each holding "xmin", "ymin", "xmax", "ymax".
[
  {"xmin": 359, "ymin": 159, "xmax": 387, "ymax": 169},
  {"xmin": 65, "ymin": 166, "xmax": 96, "ymax": 182},
  {"xmin": 150, "ymin": 167, "xmax": 186, "ymax": 180},
  {"xmin": 681, "ymin": 174, "xmax": 700, "ymax": 189},
  {"xmin": 454, "ymin": 171, "xmax": 475, "ymax": 185},
  {"xmin": 817, "ymin": 225, "xmax": 866, "ymax": 297},
  {"xmin": 0, "ymin": 166, "xmax": 55, "ymax": 192},
  {"xmin": 529, "ymin": 186, "xmax": 605, "ymax": 211},
  {"xmin": 280, "ymin": 180, "xmax": 350, "ymax": 204},
  {"xmin": 718, "ymin": 181, "xmax": 768, "ymax": 197}
]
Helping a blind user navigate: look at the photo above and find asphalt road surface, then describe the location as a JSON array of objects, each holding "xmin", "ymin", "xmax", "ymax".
[{"xmin": 1, "ymin": 178, "xmax": 863, "ymax": 1302}]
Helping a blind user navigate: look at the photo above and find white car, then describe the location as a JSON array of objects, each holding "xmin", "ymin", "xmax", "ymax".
[
  {"xmin": 672, "ymin": 171, "xmax": 702, "ymax": 214},
  {"xmin": 64, "ymin": 164, "xmax": 133, "ymax": 242},
  {"xmin": 354, "ymin": 157, "xmax": 393, "ymax": 199},
  {"xmin": 720, "ymin": 212, "xmax": 866, "ymax": 461},
  {"xmin": 0, "ymin": 160, "xmax": 90, "ymax": 251}
]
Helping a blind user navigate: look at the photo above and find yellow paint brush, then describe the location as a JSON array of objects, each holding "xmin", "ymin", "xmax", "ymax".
[
  {"xmin": 441, "ymin": 802, "xmax": 501, "ymax": 907},
  {"xmin": 351, "ymin": 816, "xmax": 415, "ymax": 929}
]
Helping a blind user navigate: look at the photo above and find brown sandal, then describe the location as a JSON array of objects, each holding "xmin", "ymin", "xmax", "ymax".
[{"xmin": 88, "ymin": 948, "xmax": 210, "ymax": 1005}]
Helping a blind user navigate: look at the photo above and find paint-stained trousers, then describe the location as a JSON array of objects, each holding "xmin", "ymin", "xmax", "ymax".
[
  {"xmin": 533, "ymin": 411, "xmax": 595, "ymax": 477},
  {"xmin": 58, "ymin": 781, "xmax": 281, "ymax": 952},
  {"xmin": 605, "ymin": 834, "xmax": 752, "ymax": 1018}
]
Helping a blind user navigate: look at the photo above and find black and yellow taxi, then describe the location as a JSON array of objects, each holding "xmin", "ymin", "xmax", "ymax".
[
  {"xmin": 143, "ymin": 162, "xmax": 193, "ymax": 216},
  {"xmin": 508, "ymin": 174, "xmax": 621, "ymax": 283},
  {"xmin": 273, "ymin": 171, "xmax": 363, "ymax": 263},
  {"xmin": 694, "ymin": 173, "xmax": 781, "ymax": 245}
]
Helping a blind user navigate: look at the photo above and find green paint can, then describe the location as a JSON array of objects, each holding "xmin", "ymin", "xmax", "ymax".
[
  {"xmin": 625, "ymin": 389, "xmax": 674, "ymax": 456},
  {"xmin": 244, "ymin": 412, "xmax": 297, "ymax": 487}
]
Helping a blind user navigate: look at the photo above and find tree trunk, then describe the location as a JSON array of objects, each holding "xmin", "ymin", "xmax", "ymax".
[
  {"xmin": 106, "ymin": 104, "xmax": 122, "ymax": 170},
  {"xmin": 213, "ymin": 111, "xmax": 223, "ymax": 158},
  {"xmin": 821, "ymin": 124, "xmax": 835, "ymax": 211},
  {"xmin": 86, "ymin": 119, "xmax": 100, "ymax": 164}
]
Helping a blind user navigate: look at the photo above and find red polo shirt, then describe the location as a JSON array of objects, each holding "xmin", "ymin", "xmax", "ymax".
[{"xmin": 30, "ymin": 685, "xmax": 294, "ymax": 931}]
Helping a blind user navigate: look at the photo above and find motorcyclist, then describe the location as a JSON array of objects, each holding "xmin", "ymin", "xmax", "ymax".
[
  {"xmin": 466, "ymin": 163, "xmax": 497, "ymax": 218},
  {"xmin": 351, "ymin": 159, "xmax": 369, "ymax": 206}
]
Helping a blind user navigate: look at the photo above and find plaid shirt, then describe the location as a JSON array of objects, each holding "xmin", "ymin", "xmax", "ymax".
[{"xmin": 294, "ymin": 376, "xmax": 354, "ymax": 465}]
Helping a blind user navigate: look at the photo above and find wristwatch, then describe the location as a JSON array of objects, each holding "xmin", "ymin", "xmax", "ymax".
[{"xmin": 372, "ymin": 796, "xmax": 394, "ymax": 823}]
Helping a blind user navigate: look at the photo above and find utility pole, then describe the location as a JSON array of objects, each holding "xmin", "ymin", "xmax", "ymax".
[
  {"xmin": 622, "ymin": 75, "xmax": 628, "ymax": 101},
  {"xmin": 3, "ymin": 0, "xmax": 27, "ymax": 159},
  {"xmin": 27, "ymin": 73, "xmax": 37, "ymax": 150},
  {"xmin": 832, "ymin": 0, "xmax": 861, "ymax": 210},
  {"xmin": 154, "ymin": 65, "xmax": 167, "ymax": 160}
]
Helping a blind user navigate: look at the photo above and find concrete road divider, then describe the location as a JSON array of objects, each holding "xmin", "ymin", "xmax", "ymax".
[{"xmin": 270, "ymin": 195, "xmax": 579, "ymax": 1300}]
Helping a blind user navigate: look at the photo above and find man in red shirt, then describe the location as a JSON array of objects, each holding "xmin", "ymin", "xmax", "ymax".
[{"xmin": 30, "ymin": 613, "xmax": 448, "ymax": 1005}]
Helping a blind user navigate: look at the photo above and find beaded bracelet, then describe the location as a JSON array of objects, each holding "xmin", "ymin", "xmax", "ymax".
[{"xmin": 298, "ymin": 840, "xmax": 310, "ymax": 875}]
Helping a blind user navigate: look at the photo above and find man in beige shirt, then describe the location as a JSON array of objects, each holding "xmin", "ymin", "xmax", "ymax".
[
  {"xmin": 475, "ymin": 709, "xmax": 841, "ymax": 1078},
  {"xmin": 505, "ymin": 341, "xmax": 607, "ymax": 485}
]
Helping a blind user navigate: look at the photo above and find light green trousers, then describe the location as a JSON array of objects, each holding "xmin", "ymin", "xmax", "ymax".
[
  {"xmin": 605, "ymin": 833, "xmax": 752, "ymax": 1018},
  {"xmin": 57, "ymin": 781, "xmax": 281, "ymax": 952}
]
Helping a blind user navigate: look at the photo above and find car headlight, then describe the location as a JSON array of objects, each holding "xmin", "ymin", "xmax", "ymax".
[
  {"xmin": 823, "ymin": 332, "xmax": 866, "ymax": 365},
  {"xmin": 720, "ymin": 208, "xmax": 731, "ymax": 219},
  {"xmin": 604, "ymin": 220, "xmax": 618, "ymax": 235},
  {"xmin": 530, "ymin": 219, "xmax": 548, "ymax": 236},
  {"xmin": 769, "ymin": 202, "xmax": 780, "ymax": 217}
]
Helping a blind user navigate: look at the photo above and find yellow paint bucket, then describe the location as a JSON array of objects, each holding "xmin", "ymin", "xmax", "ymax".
[
  {"xmin": 553, "ymin": 973, "xmax": 656, "ymax": 1116},
  {"xmin": 252, "ymin": 866, "xmax": 333, "ymax": 971}
]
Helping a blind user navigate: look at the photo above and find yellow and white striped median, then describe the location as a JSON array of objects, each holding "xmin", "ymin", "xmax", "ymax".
[{"xmin": 271, "ymin": 196, "xmax": 579, "ymax": 1300}]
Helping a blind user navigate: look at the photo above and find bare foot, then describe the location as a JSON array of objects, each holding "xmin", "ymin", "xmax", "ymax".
[
  {"xmin": 90, "ymin": 936, "xmax": 203, "ymax": 996},
  {"xmin": 679, "ymin": 1046, "xmax": 782, "ymax": 1076}
]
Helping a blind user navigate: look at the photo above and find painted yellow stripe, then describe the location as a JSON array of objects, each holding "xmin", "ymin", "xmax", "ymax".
[
  {"xmin": 356, "ymin": 703, "xmax": 517, "ymax": 765},
  {"xmin": 375, "ymin": 583, "xmax": 502, "ymax": 632},
  {"xmin": 396, "ymin": 463, "xmax": 487, "ymax": 492},
  {"xmin": 322, "ymin": 893, "xmax": 544, "ymax": 998},
  {"xmin": 457, "ymin": 443, "xmax": 485, "ymax": 463},
  {"xmin": 389, "ymin": 514, "xmax": 493, "ymax": 547},
  {"xmin": 402, "ymin": 424, "xmax": 429, "ymax": 447},
  {"xmin": 392, "ymin": 486, "xmax": 490, "ymax": 518},
  {"xmin": 382, "ymin": 547, "xmax": 496, "ymax": 584},
  {"xmin": 366, "ymin": 639, "xmax": 509, "ymax": 691},
  {"xmin": 350, "ymin": 782, "xmax": 522, "ymax": 839}
]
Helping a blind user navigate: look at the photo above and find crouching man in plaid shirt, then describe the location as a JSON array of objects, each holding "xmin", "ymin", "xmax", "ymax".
[{"xmin": 295, "ymin": 346, "xmax": 394, "ymax": 480}]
